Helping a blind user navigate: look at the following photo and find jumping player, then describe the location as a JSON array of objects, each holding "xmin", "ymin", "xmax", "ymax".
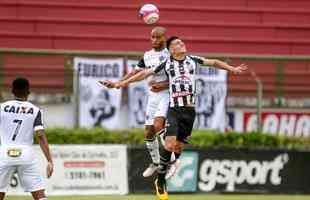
[
  {"xmin": 104, "ymin": 36, "xmax": 248, "ymax": 200},
  {"xmin": 100, "ymin": 27, "xmax": 179, "ymax": 179}
]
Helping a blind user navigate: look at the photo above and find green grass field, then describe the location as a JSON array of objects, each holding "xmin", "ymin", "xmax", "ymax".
[{"xmin": 6, "ymin": 195, "xmax": 310, "ymax": 200}]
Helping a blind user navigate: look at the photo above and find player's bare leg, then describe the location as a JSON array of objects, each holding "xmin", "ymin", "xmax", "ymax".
[
  {"xmin": 143, "ymin": 125, "xmax": 159, "ymax": 177},
  {"xmin": 153, "ymin": 117, "xmax": 166, "ymax": 136},
  {"xmin": 0, "ymin": 192, "xmax": 5, "ymax": 200},
  {"xmin": 31, "ymin": 189, "xmax": 47, "ymax": 200}
]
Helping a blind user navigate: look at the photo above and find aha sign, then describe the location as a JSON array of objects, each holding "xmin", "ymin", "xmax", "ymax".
[{"xmin": 244, "ymin": 112, "xmax": 310, "ymax": 137}]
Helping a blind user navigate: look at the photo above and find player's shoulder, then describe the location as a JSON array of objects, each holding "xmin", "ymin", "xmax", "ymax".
[
  {"xmin": 144, "ymin": 48, "xmax": 169, "ymax": 56},
  {"xmin": 1, "ymin": 100, "xmax": 18, "ymax": 107},
  {"xmin": 143, "ymin": 49, "xmax": 154, "ymax": 57},
  {"xmin": 188, "ymin": 54, "xmax": 201, "ymax": 59},
  {"xmin": 25, "ymin": 101, "xmax": 40, "ymax": 110},
  {"xmin": 188, "ymin": 54, "xmax": 204, "ymax": 63},
  {"xmin": 1, "ymin": 100, "xmax": 14, "ymax": 106}
]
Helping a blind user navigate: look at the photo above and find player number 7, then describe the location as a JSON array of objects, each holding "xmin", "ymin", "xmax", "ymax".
[{"xmin": 12, "ymin": 119, "xmax": 23, "ymax": 141}]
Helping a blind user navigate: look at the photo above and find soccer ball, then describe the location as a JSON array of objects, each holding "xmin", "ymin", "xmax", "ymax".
[{"xmin": 139, "ymin": 4, "xmax": 159, "ymax": 24}]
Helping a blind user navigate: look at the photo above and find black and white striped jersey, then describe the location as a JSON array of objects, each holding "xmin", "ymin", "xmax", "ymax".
[
  {"xmin": 154, "ymin": 55, "xmax": 204, "ymax": 107},
  {"xmin": 136, "ymin": 48, "xmax": 170, "ymax": 84}
]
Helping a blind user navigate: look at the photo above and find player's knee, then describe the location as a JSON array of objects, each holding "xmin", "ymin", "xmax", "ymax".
[
  {"xmin": 164, "ymin": 138, "xmax": 175, "ymax": 152},
  {"xmin": 174, "ymin": 141, "xmax": 184, "ymax": 153},
  {"xmin": 154, "ymin": 124, "xmax": 163, "ymax": 134},
  {"xmin": 144, "ymin": 126, "xmax": 155, "ymax": 139},
  {"xmin": 174, "ymin": 145, "xmax": 182, "ymax": 153},
  {"xmin": 153, "ymin": 120, "xmax": 165, "ymax": 133}
]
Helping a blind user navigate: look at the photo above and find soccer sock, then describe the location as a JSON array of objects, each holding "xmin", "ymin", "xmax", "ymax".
[
  {"xmin": 158, "ymin": 148, "xmax": 172, "ymax": 187},
  {"xmin": 145, "ymin": 137, "xmax": 160, "ymax": 165}
]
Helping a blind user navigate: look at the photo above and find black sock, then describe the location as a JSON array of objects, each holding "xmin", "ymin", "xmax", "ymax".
[{"xmin": 157, "ymin": 148, "xmax": 172, "ymax": 186}]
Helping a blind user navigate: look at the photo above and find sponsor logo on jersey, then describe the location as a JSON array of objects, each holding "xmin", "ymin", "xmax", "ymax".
[
  {"xmin": 4, "ymin": 105, "xmax": 34, "ymax": 114},
  {"xmin": 172, "ymin": 91, "xmax": 192, "ymax": 98}
]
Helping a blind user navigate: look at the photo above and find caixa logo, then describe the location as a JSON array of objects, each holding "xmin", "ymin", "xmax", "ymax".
[{"xmin": 198, "ymin": 154, "xmax": 289, "ymax": 192}]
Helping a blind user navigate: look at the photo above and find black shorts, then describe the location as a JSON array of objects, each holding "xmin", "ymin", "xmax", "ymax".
[{"xmin": 166, "ymin": 106, "xmax": 196, "ymax": 143}]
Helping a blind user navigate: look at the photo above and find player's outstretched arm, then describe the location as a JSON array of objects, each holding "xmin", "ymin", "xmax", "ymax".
[
  {"xmin": 202, "ymin": 58, "xmax": 248, "ymax": 74},
  {"xmin": 98, "ymin": 68, "xmax": 143, "ymax": 89},
  {"xmin": 121, "ymin": 68, "xmax": 143, "ymax": 81},
  {"xmin": 36, "ymin": 130, "xmax": 54, "ymax": 178},
  {"xmin": 100, "ymin": 68, "xmax": 154, "ymax": 89},
  {"xmin": 119, "ymin": 68, "xmax": 154, "ymax": 87},
  {"xmin": 149, "ymin": 80, "xmax": 169, "ymax": 92}
]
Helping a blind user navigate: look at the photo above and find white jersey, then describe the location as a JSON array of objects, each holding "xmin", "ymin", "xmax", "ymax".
[
  {"xmin": 0, "ymin": 100, "xmax": 44, "ymax": 146},
  {"xmin": 136, "ymin": 48, "xmax": 170, "ymax": 86}
]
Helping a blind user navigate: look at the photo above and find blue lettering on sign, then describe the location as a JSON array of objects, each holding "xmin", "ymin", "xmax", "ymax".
[
  {"xmin": 78, "ymin": 62, "xmax": 120, "ymax": 78},
  {"xmin": 197, "ymin": 66, "xmax": 219, "ymax": 76}
]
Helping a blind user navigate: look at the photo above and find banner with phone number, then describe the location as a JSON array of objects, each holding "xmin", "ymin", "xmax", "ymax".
[{"xmin": 8, "ymin": 145, "xmax": 128, "ymax": 195}]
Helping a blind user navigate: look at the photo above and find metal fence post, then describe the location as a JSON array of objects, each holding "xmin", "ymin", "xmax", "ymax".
[
  {"xmin": 251, "ymin": 70, "xmax": 263, "ymax": 132},
  {"xmin": 257, "ymin": 79, "xmax": 263, "ymax": 132},
  {"xmin": 73, "ymin": 58, "xmax": 80, "ymax": 128}
]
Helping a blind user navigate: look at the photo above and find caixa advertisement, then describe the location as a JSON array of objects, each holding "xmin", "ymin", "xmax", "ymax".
[{"xmin": 128, "ymin": 148, "xmax": 310, "ymax": 194}]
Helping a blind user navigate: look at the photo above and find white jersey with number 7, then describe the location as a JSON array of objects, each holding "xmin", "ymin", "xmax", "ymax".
[{"xmin": 0, "ymin": 100, "xmax": 44, "ymax": 146}]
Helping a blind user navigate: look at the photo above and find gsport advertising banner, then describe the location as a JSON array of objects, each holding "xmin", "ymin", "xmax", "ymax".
[
  {"xmin": 127, "ymin": 60, "xmax": 149, "ymax": 128},
  {"xmin": 8, "ymin": 145, "xmax": 128, "ymax": 195},
  {"xmin": 197, "ymin": 148, "xmax": 310, "ymax": 194},
  {"xmin": 74, "ymin": 57, "xmax": 124, "ymax": 128},
  {"xmin": 194, "ymin": 66, "xmax": 228, "ymax": 131}
]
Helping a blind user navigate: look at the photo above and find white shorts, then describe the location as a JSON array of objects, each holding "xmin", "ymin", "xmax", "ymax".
[
  {"xmin": 145, "ymin": 90, "xmax": 169, "ymax": 126},
  {"xmin": 0, "ymin": 145, "xmax": 45, "ymax": 192}
]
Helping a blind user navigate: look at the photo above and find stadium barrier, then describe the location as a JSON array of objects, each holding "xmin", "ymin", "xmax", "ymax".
[
  {"xmin": 9, "ymin": 145, "xmax": 129, "ymax": 196},
  {"xmin": 8, "ymin": 144, "xmax": 310, "ymax": 195},
  {"xmin": 128, "ymin": 146, "xmax": 310, "ymax": 194}
]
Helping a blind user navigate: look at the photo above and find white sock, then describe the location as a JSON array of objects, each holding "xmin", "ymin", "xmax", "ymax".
[{"xmin": 146, "ymin": 138, "xmax": 160, "ymax": 165}]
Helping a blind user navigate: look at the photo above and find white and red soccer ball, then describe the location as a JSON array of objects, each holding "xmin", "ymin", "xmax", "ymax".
[{"xmin": 139, "ymin": 4, "xmax": 159, "ymax": 24}]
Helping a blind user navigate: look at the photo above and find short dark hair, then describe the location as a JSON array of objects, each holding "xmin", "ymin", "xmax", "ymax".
[
  {"xmin": 166, "ymin": 36, "xmax": 179, "ymax": 50},
  {"xmin": 12, "ymin": 77, "xmax": 30, "ymax": 97}
]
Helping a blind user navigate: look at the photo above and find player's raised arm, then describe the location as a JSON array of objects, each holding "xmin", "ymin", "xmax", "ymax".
[
  {"xmin": 121, "ymin": 58, "xmax": 146, "ymax": 81},
  {"xmin": 98, "ymin": 68, "xmax": 154, "ymax": 89},
  {"xmin": 190, "ymin": 55, "xmax": 247, "ymax": 74},
  {"xmin": 149, "ymin": 80, "xmax": 169, "ymax": 92},
  {"xmin": 118, "ymin": 68, "xmax": 155, "ymax": 88},
  {"xmin": 121, "ymin": 68, "xmax": 143, "ymax": 81},
  {"xmin": 202, "ymin": 57, "xmax": 247, "ymax": 74},
  {"xmin": 98, "ymin": 58, "xmax": 146, "ymax": 89},
  {"xmin": 118, "ymin": 59, "xmax": 167, "ymax": 88}
]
